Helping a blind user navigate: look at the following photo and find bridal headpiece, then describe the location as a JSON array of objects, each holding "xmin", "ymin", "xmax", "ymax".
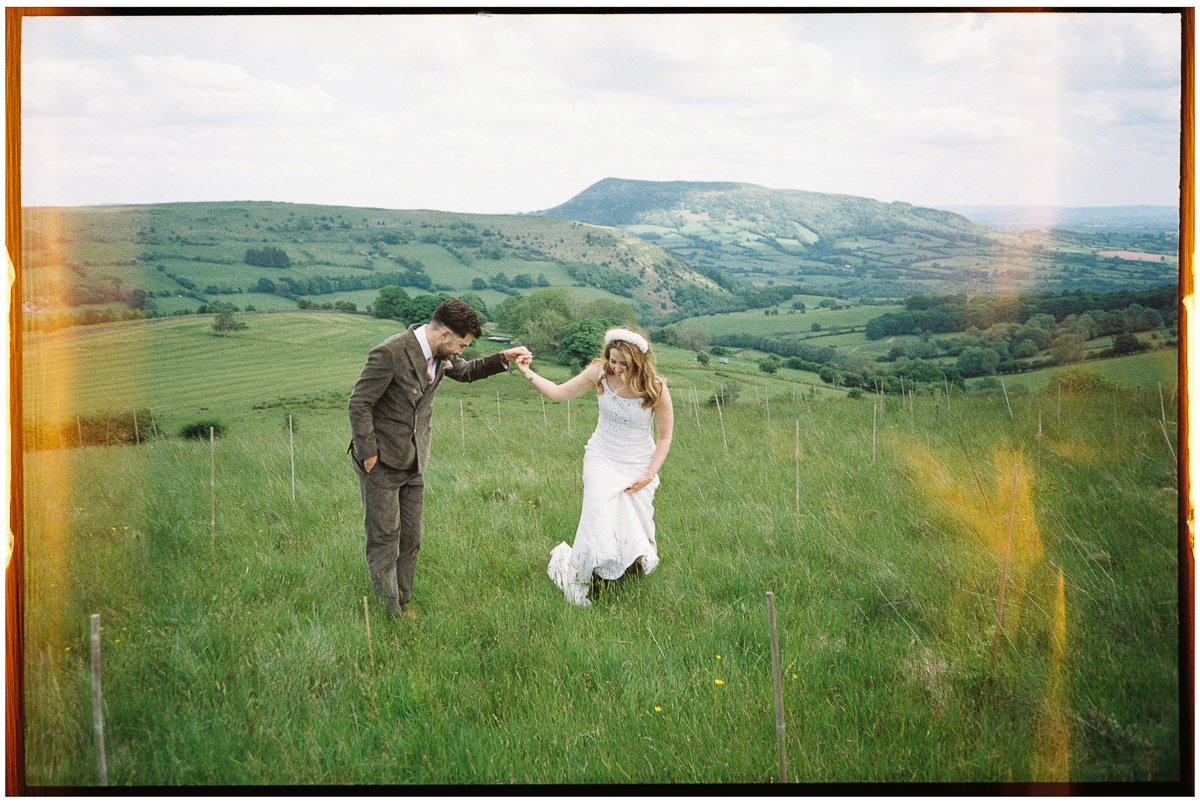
[{"xmin": 604, "ymin": 327, "xmax": 649, "ymax": 354}]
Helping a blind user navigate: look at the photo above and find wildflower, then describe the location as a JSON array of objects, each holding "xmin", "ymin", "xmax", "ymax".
[
  {"xmin": 654, "ymin": 706, "xmax": 662, "ymax": 712},
  {"xmin": 716, "ymin": 654, "xmax": 722, "ymax": 659},
  {"xmin": 714, "ymin": 679, "xmax": 725, "ymax": 686}
]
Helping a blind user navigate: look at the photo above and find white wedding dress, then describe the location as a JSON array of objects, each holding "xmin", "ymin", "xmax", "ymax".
[{"xmin": 547, "ymin": 377, "xmax": 661, "ymax": 606}]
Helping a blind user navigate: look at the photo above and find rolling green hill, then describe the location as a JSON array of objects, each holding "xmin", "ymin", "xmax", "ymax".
[
  {"xmin": 539, "ymin": 178, "xmax": 1179, "ymax": 297},
  {"xmin": 20, "ymin": 189, "xmax": 1179, "ymax": 340},
  {"xmin": 20, "ymin": 201, "xmax": 734, "ymax": 324}
]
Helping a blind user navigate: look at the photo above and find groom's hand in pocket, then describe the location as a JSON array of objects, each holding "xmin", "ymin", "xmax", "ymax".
[{"xmin": 364, "ymin": 455, "xmax": 378, "ymax": 473}]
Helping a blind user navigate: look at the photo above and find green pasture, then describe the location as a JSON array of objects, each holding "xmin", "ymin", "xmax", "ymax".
[
  {"xmin": 1013, "ymin": 348, "xmax": 1180, "ymax": 393},
  {"xmin": 677, "ymin": 303, "xmax": 903, "ymax": 339},
  {"xmin": 17, "ymin": 313, "xmax": 1183, "ymax": 787}
]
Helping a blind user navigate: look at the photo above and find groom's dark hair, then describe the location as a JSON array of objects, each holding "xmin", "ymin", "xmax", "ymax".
[{"xmin": 431, "ymin": 298, "xmax": 483, "ymax": 338}]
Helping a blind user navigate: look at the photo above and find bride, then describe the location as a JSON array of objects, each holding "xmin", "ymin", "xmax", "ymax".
[{"xmin": 515, "ymin": 327, "xmax": 674, "ymax": 606}]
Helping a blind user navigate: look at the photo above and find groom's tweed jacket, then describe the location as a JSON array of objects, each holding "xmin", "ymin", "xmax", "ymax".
[{"xmin": 348, "ymin": 323, "xmax": 507, "ymax": 474}]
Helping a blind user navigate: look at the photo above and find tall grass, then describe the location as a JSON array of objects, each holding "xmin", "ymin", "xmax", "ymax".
[{"xmin": 20, "ymin": 373, "xmax": 1180, "ymax": 786}]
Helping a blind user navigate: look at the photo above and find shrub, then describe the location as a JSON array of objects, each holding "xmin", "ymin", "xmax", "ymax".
[
  {"xmin": 180, "ymin": 421, "xmax": 225, "ymax": 440},
  {"xmin": 708, "ymin": 382, "xmax": 741, "ymax": 407},
  {"xmin": 759, "ymin": 356, "xmax": 781, "ymax": 374},
  {"xmin": 1045, "ymin": 368, "xmax": 1116, "ymax": 394}
]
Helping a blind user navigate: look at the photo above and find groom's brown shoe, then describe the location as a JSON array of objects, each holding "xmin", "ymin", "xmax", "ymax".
[{"xmin": 370, "ymin": 572, "xmax": 404, "ymax": 620}]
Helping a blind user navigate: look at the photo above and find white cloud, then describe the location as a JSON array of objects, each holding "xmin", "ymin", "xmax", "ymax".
[{"xmin": 16, "ymin": 10, "xmax": 1184, "ymax": 211}]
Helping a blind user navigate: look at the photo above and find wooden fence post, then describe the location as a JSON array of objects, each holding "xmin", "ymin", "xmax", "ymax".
[
  {"xmin": 289, "ymin": 414, "xmax": 296, "ymax": 503},
  {"xmin": 90, "ymin": 614, "xmax": 108, "ymax": 786},
  {"xmin": 872, "ymin": 400, "xmax": 878, "ymax": 463},
  {"xmin": 715, "ymin": 391, "xmax": 728, "ymax": 453},
  {"xmin": 766, "ymin": 592, "xmax": 787, "ymax": 783},
  {"xmin": 794, "ymin": 420, "xmax": 800, "ymax": 531},
  {"xmin": 210, "ymin": 427, "xmax": 216, "ymax": 549}
]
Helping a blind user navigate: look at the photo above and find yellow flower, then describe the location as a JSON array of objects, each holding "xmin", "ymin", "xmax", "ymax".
[
  {"xmin": 714, "ymin": 679, "xmax": 725, "ymax": 686},
  {"xmin": 716, "ymin": 654, "xmax": 722, "ymax": 659},
  {"xmin": 654, "ymin": 706, "xmax": 662, "ymax": 712}
]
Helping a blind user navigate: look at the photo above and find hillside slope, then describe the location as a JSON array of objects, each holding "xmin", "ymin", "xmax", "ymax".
[
  {"xmin": 540, "ymin": 178, "xmax": 1178, "ymax": 297},
  {"xmin": 20, "ymin": 201, "xmax": 734, "ymax": 322}
]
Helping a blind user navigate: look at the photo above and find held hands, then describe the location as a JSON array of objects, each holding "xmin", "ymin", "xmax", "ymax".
[
  {"xmin": 514, "ymin": 352, "xmax": 535, "ymax": 379},
  {"xmin": 503, "ymin": 345, "xmax": 532, "ymax": 366}
]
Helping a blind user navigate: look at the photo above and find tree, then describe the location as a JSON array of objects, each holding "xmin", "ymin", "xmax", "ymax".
[
  {"xmin": 578, "ymin": 298, "xmax": 637, "ymax": 326},
  {"xmin": 404, "ymin": 293, "xmax": 449, "ymax": 326},
  {"xmin": 1051, "ymin": 333, "xmax": 1085, "ymax": 366},
  {"xmin": 371, "ymin": 285, "xmax": 411, "ymax": 319},
  {"xmin": 759, "ymin": 356, "xmax": 781, "ymax": 374},
  {"xmin": 128, "ymin": 288, "xmax": 152, "ymax": 310},
  {"xmin": 521, "ymin": 309, "xmax": 570, "ymax": 355},
  {"xmin": 556, "ymin": 317, "xmax": 620, "ymax": 367},
  {"xmin": 458, "ymin": 292, "xmax": 490, "ymax": 322},
  {"xmin": 495, "ymin": 288, "xmax": 575, "ymax": 335},
  {"xmin": 1111, "ymin": 332, "xmax": 1142, "ymax": 355},
  {"xmin": 244, "ymin": 246, "xmax": 291, "ymax": 268},
  {"xmin": 956, "ymin": 346, "xmax": 1000, "ymax": 378},
  {"xmin": 212, "ymin": 309, "xmax": 247, "ymax": 336},
  {"xmin": 1012, "ymin": 339, "xmax": 1039, "ymax": 359}
]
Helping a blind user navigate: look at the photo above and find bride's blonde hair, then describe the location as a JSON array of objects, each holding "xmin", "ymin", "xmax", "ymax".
[{"xmin": 591, "ymin": 331, "xmax": 663, "ymax": 409}]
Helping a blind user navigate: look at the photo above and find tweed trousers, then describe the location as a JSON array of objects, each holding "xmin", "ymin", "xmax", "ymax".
[{"xmin": 352, "ymin": 456, "xmax": 425, "ymax": 609}]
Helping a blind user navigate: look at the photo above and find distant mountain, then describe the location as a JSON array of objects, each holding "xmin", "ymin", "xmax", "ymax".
[
  {"xmin": 541, "ymin": 177, "xmax": 991, "ymax": 241},
  {"xmin": 538, "ymin": 178, "xmax": 1178, "ymax": 298},
  {"xmin": 945, "ymin": 205, "xmax": 1180, "ymax": 234}
]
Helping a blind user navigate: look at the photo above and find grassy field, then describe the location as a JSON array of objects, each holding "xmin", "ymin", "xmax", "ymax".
[
  {"xmin": 676, "ymin": 302, "xmax": 903, "ymax": 338},
  {"xmin": 17, "ymin": 313, "xmax": 1183, "ymax": 788}
]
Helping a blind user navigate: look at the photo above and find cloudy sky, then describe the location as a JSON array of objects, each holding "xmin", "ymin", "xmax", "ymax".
[{"xmin": 19, "ymin": 10, "xmax": 1183, "ymax": 214}]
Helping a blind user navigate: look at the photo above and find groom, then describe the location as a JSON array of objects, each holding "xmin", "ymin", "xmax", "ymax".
[{"xmin": 348, "ymin": 298, "xmax": 530, "ymax": 619}]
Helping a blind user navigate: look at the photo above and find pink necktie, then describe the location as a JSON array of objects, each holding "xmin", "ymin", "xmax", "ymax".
[{"xmin": 427, "ymin": 356, "xmax": 436, "ymax": 385}]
